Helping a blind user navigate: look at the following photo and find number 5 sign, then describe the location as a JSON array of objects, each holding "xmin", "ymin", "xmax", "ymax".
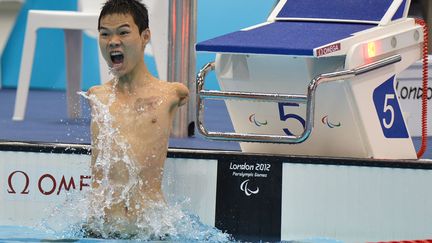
[{"xmin": 373, "ymin": 76, "xmax": 409, "ymax": 138}]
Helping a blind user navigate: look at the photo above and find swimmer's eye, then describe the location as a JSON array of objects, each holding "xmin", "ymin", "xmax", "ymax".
[
  {"xmin": 119, "ymin": 30, "xmax": 130, "ymax": 36},
  {"xmin": 99, "ymin": 32, "xmax": 109, "ymax": 38}
]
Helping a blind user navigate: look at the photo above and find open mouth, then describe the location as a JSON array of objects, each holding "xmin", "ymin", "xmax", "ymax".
[{"xmin": 110, "ymin": 51, "xmax": 124, "ymax": 66}]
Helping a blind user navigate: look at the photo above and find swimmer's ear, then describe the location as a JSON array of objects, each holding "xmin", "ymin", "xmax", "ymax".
[{"xmin": 141, "ymin": 28, "xmax": 151, "ymax": 47}]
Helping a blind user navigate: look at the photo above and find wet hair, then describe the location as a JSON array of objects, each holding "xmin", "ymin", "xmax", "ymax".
[{"xmin": 98, "ymin": 0, "xmax": 149, "ymax": 33}]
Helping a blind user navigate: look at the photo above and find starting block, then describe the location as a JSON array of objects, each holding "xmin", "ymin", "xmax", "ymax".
[{"xmin": 195, "ymin": 0, "xmax": 424, "ymax": 159}]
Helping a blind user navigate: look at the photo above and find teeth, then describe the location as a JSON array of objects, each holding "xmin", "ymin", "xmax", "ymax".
[{"xmin": 110, "ymin": 51, "xmax": 122, "ymax": 56}]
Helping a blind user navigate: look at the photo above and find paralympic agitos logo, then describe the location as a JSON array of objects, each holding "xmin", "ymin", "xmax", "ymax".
[
  {"xmin": 321, "ymin": 115, "xmax": 341, "ymax": 128},
  {"xmin": 240, "ymin": 179, "xmax": 259, "ymax": 196},
  {"xmin": 248, "ymin": 114, "xmax": 268, "ymax": 127}
]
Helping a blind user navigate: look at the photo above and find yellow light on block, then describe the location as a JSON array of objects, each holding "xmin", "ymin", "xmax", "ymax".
[{"xmin": 367, "ymin": 42, "xmax": 377, "ymax": 58}]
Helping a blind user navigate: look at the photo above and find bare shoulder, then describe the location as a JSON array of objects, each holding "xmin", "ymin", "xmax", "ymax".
[
  {"xmin": 168, "ymin": 82, "xmax": 189, "ymax": 106},
  {"xmin": 169, "ymin": 82, "xmax": 189, "ymax": 98},
  {"xmin": 87, "ymin": 81, "xmax": 113, "ymax": 96},
  {"xmin": 86, "ymin": 82, "xmax": 113, "ymax": 106},
  {"xmin": 87, "ymin": 85, "xmax": 103, "ymax": 97}
]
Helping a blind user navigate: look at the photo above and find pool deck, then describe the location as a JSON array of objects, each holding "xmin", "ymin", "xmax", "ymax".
[{"xmin": 0, "ymin": 88, "xmax": 430, "ymax": 159}]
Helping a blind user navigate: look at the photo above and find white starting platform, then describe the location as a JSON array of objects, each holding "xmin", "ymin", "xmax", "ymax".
[{"xmin": 196, "ymin": 0, "xmax": 426, "ymax": 160}]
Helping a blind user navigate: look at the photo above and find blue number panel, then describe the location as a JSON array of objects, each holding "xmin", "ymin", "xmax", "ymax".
[{"xmin": 373, "ymin": 76, "xmax": 409, "ymax": 138}]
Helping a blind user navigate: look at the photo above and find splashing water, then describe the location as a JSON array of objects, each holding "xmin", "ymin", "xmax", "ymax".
[{"xmin": 38, "ymin": 77, "xmax": 232, "ymax": 242}]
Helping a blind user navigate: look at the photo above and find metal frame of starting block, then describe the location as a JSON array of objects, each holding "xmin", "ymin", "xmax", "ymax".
[{"xmin": 195, "ymin": 0, "xmax": 424, "ymax": 159}]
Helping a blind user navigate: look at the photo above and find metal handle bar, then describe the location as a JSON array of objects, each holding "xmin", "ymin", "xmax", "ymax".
[{"xmin": 196, "ymin": 54, "xmax": 402, "ymax": 144}]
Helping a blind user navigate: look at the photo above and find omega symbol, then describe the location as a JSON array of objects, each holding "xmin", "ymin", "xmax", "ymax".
[{"xmin": 7, "ymin": 170, "xmax": 30, "ymax": 194}]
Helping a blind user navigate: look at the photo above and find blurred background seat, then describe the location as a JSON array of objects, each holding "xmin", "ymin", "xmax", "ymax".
[
  {"xmin": 12, "ymin": 0, "xmax": 108, "ymax": 121},
  {"xmin": 0, "ymin": 0, "xmax": 23, "ymax": 89}
]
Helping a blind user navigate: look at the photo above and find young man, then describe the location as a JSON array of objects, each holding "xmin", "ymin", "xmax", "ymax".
[{"xmin": 85, "ymin": 0, "xmax": 189, "ymax": 238}]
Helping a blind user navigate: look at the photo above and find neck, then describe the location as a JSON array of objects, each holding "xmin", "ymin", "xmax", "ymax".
[{"xmin": 115, "ymin": 61, "xmax": 153, "ymax": 93}]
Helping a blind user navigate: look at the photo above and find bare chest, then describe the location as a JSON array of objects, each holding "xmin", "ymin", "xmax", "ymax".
[{"xmin": 109, "ymin": 95, "xmax": 175, "ymax": 134}]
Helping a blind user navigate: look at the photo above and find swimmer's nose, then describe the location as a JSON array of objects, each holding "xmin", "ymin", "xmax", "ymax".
[
  {"xmin": 108, "ymin": 36, "xmax": 121, "ymax": 48},
  {"xmin": 109, "ymin": 40, "xmax": 121, "ymax": 48}
]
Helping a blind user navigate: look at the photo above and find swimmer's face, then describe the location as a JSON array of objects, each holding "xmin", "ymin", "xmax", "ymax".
[{"xmin": 98, "ymin": 13, "xmax": 150, "ymax": 76}]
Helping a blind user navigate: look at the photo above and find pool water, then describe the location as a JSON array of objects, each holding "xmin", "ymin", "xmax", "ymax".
[
  {"xmin": 0, "ymin": 225, "xmax": 228, "ymax": 242},
  {"xmin": 0, "ymin": 225, "xmax": 139, "ymax": 242},
  {"xmin": 0, "ymin": 210, "xmax": 233, "ymax": 242},
  {"xmin": 0, "ymin": 225, "xmax": 344, "ymax": 243}
]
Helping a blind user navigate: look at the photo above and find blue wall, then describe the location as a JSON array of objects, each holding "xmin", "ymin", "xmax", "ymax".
[{"xmin": 1, "ymin": 0, "xmax": 276, "ymax": 91}]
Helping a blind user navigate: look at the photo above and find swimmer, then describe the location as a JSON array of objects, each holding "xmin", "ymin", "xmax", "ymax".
[{"xmin": 85, "ymin": 0, "xmax": 189, "ymax": 238}]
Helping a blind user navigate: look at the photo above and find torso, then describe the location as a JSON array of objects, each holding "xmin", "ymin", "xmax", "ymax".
[{"xmin": 87, "ymin": 78, "xmax": 185, "ymax": 231}]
